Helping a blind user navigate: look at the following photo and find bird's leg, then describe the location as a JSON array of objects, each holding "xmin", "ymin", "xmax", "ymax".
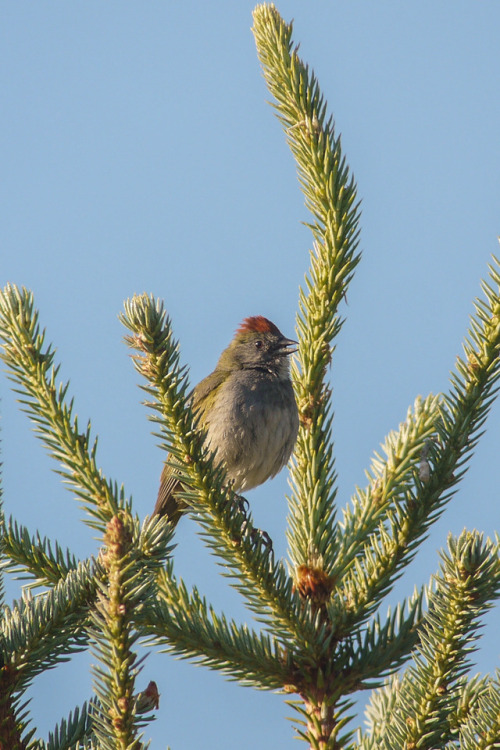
[
  {"xmin": 249, "ymin": 528, "xmax": 274, "ymax": 563},
  {"xmin": 225, "ymin": 486, "xmax": 274, "ymax": 562},
  {"xmin": 235, "ymin": 493, "xmax": 252, "ymax": 537},
  {"xmin": 225, "ymin": 483, "xmax": 250, "ymax": 524}
]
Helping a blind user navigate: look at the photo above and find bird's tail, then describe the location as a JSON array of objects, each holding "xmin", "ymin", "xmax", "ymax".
[{"xmin": 153, "ymin": 460, "xmax": 187, "ymax": 526}]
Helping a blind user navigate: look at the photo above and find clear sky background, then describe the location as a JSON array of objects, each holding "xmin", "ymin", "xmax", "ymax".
[{"xmin": 1, "ymin": 2, "xmax": 500, "ymax": 747}]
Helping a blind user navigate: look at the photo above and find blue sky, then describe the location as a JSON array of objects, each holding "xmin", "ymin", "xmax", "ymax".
[{"xmin": 1, "ymin": 2, "xmax": 500, "ymax": 747}]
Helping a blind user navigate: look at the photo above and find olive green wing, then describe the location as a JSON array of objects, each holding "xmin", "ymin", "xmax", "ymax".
[
  {"xmin": 153, "ymin": 459, "xmax": 186, "ymax": 523},
  {"xmin": 153, "ymin": 369, "xmax": 226, "ymax": 523}
]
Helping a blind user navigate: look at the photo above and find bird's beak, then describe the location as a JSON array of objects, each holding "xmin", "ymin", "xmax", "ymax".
[{"xmin": 279, "ymin": 337, "xmax": 298, "ymax": 356}]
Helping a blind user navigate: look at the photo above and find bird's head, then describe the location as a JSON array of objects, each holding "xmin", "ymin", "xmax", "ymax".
[{"xmin": 220, "ymin": 316, "xmax": 297, "ymax": 379}]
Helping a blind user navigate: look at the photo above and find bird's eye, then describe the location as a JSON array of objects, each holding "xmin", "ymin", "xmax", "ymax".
[{"xmin": 255, "ymin": 339, "xmax": 263, "ymax": 349}]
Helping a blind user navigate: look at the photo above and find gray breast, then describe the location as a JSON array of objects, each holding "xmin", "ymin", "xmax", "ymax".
[{"xmin": 204, "ymin": 370, "xmax": 298, "ymax": 491}]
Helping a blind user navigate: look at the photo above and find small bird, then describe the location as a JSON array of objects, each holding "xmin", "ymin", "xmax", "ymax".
[{"xmin": 153, "ymin": 315, "xmax": 299, "ymax": 524}]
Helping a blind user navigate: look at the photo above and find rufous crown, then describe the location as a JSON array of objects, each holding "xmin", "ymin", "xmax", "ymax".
[{"xmin": 236, "ymin": 316, "xmax": 281, "ymax": 336}]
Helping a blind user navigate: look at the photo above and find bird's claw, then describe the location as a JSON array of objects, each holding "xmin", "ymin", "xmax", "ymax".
[
  {"xmin": 249, "ymin": 527, "xmax": 274, "ymax": 557},
  {"xmin": 233, "ymin": 493, "xmax": 250, "ymax": 515}
]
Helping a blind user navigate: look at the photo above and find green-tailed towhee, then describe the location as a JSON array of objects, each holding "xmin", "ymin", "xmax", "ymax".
[{"xmin": 153, "ymin": 315, "xmax": 299, "ymax": 524}]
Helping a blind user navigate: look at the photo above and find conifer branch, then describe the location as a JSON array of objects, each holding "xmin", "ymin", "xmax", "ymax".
[
  {"xmin": 438, "ymin": 257, "xmax": 500, "ymax": 469},
  {"xmin": 355, "ymin": 674, "xmax": 400, "ymax": 750},
  {"xmin": 0, "ymin": 284, "xmax": 130, "ymax": 533},
  {"xmin": 442, "ymin": 673, "xmax": 492, "ymax": 748},
  {"xmin": 329, "ymin": 395, "xmax": 441, "ymax": 633},
  {"xmin": 0, "ymin": 683, "xmax": 29, "ymax": 750},
  {"xmin": 35, "ymin": 700, "xmax": 97, "ymax": 750},
  {"xmin": 331, "ymin": 258, "xmax": 500, "ymax": 642},
  {"xmin": 336, "ymin": 395, "xmax": 441, "ymax": 579},
  {"xmin": 0, "ymin": 456, "xmax": 4, "ymax": 612},
  {"xmin": 0, "ymin": 453, "xmax": 29, "ymax": 749},
  {"xmin": 1, "ymin": 519, "xmax": 79, "ymax": 587},
  {"xmin": 89, "ymin": 514, "xmax": 152, "ymax": 750},
  {"xmin": 338, "ymin": 587, "xmax": 425, "ymax": 692},
  {"xmin": 0, "ymin": 455, "xmax": 28, "ymax": 749},
  {"xmin": 454, "ymin": 670, "xmax": 500, "ymax": 749},
  {"xmin": 0, "ymin": 516, "xmax": 170, "ymax": 746},
  {"xmin": 288, "ymin": 696, "xmax": 355, "ymax": 750},
  {"xmin": 87, "ymin": 514, "xmax": 170, "ymax": 748},
  {"xmin": 140, "ymin": 566, "xmax": 298, "ymax": 691},
  {"xmin": 1, "ymin": 515, "xmax": 171, "ymax": 605},
  {"xmin": 1, "ymin": 563, "xmax": 93, "ymax": 690},
  {"xmin": 360, "ymin": 531, "xmax": 500, "ymax": 749},
  {"xmin": 120, "ymin": 294, "xmax": 317, "ymax": 646},
  {"xmin": 252, "ymin": 3, "xmax": 361, "ymax": 579}
]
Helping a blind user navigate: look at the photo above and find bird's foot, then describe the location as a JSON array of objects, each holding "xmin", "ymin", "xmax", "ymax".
[
  {"xmin": 233, "ymin": 493, "xmax": 250, "ymax": 516},
  {"xmin": 249, "ymin": 528, "xmax": 274, "ymax": 560},
  {"xmin": 226, "ymin": 491, "xmax": 274, "ymax": 563}
]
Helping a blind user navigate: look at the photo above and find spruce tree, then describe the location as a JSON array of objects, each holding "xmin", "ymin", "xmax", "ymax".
[{"xmin": 0, "ymin": 5, "xmax": 499, "ymax": 749}]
